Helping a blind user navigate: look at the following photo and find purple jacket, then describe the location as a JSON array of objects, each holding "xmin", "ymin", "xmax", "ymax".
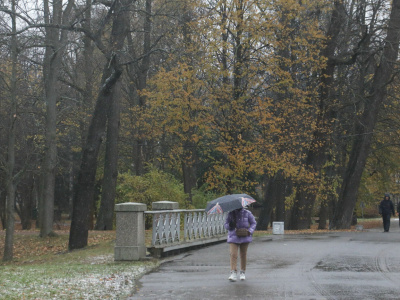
[{"xmin": 224, "ymin": 208, "xmax": 257, "ymax": 244}]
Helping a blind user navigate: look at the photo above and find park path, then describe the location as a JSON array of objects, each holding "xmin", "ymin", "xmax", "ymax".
[{"xmin": 128, "ymin": 219, "xmax": 400, "ymax": 300}]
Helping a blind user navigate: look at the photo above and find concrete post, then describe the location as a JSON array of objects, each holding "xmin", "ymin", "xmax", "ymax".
[
  {"xmin": 149, "ymin": 201, "xmax": 180, "ymax": 258},
  {"xmin": 152, "ymin": 201, "xmax": 179, "ymax": 210},
  {"xmin": 114, "ymin": 202, "xmax": 147, "ymax": 261}
]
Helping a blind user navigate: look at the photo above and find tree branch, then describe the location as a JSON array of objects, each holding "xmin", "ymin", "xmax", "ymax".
[{"xmin": 0, "ymin": 8, "xmax": 33, "ymax": 26}]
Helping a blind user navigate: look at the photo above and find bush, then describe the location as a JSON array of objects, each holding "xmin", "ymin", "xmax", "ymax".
[
  {"xmin": 191, "ymin": 185, "xmax": 220, "ymax": 209},
  {"xmin": 115, "ymin": 169, "xmax": 189, "ymax": 209},
  {"xmin": 359, "ymin": 205, "xmax": 380, "ymax": 218},
  {"xmin": 115, "ymin": 169, "xmax": 190, "ymax": 229}
]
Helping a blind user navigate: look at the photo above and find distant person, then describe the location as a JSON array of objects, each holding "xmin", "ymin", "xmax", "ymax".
[
  {"xmin": 224, "ymin": 207, "xmax": 256, "ymax": 282},
  {"xmin": 379, "ymin": 193, "xmax": 395, "ymax": 232}
]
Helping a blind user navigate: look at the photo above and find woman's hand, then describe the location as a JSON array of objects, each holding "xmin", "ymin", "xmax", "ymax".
[{"xmin": 229, "ymin": 220, "xmax": 235, "ymax": 230}]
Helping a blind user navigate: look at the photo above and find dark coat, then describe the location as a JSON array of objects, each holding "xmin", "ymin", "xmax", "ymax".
[{"xmin": 379, "ymin": 197, "xmax": 395, "ymax": 216}]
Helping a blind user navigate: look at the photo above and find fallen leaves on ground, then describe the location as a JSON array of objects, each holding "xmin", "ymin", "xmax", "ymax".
[{"xmin": 0, "ymin": 230, "xmax": 116, "ymax": 265}]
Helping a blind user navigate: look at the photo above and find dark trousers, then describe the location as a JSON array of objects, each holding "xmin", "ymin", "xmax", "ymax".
[{"xmin": 382, "ymin": 213, "xmax": 391, "ymax": 232}]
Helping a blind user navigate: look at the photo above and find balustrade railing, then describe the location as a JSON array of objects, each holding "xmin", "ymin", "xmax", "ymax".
[
  {"xmin": 114, "ymin": 202, "xmax": 228, "ymax": 261},
  {"xmin": 146, "ymin": 209, "xmax": 227, "ymax": 247}
]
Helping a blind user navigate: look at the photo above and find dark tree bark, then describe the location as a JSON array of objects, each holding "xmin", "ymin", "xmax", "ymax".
[
  {"xmin": 40, "ymin": 0, "xmax": 74, "ymax": 237},
  {"xmin": 69, "ymin": 63, "xmax": 122, "ymax": 249},
  {"xmin": 74, "ymin": 0, "xmax": 95, "ymax": 227},
  {"xmin": 127, "ymin": 0, "xmax": 152, "ymax": 176},
  {"xmin": 80, "ymin": 0, "xmax": 94, "ymax": 142},
  {"xmin": 275, "ymin": 177, "xmax": 288, "ymax": 223},
  {"xmin": 69, "ymin": 0, "xmax": 131, "ymax": 250},
  {"xmin": 256, "ymin": 177, "xmax": 274, "ymax": 230},
  {"xmin": 318, "ymin": 200, "xmax": 328, "ymax": 230},
  {"xmin": 182, "ymin": 143, "xmax": 198, "ymax": 203},
  {"xmin": 4, "ymin": 181, "xmax": 16, "ymax": 261},
  {"xmin": 288, "ymin": 0, "xmax": 346, "ymax": 230},
  {"xmin": 256, "ymin": 171, "xmax": 286, "ymax": 230},
  {"xmin": 95, "ymin": 81, "xmax": 121, "ymax": 230},
  {"xmin": 180, "ymin": 3, "xmax": 198, "ymax": 203},
  {"xmin": 0, "ymin": 191, "xmax": 5, "ymax": 230},
  {"xmin": 331, "ymin": 0, "xmax": 400, "ymax": 229},
  {"xmin": 16, "ymin": 178, "xmax": 34, "ymax": 230},
  {"xmin": 3, "ymin": 0, "xmax": 18, "ymax": 261}
]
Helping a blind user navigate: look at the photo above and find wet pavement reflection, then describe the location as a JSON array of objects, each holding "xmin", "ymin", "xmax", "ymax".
[{"xmin": 129, "ymin": 219, "xmax": 400, "ymax": 300}]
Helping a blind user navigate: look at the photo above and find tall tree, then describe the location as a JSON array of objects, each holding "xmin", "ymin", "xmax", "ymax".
[
  {"xmin": 3, "ymin": 0, "xmax": 18, "ymax": 261},
  {"xmin": 127, "ymin": 0, "xmax": 153, "ymax": 177},
  {"xmin": 40, "ymin": 0, "xmax": 74, "ymax": 237},
  {"xmin": 69, "ymin": 0, "xmax": 133, "ymax": 249},
  {"xmin": 289, "ymin": 0, "xmax": 347, "ymax": 230},
  {"xmin": 95, "ymin": 80, "xmax": 121, "ymax": 230},
  {"xmin": 331, "ymin": 0, "xmax": 400, "ymax": 229}
]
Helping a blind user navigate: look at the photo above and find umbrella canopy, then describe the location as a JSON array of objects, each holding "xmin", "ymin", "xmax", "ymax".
[{"xmin": 205, "ymin": 194, "xmax": 256, "ymax": 215}]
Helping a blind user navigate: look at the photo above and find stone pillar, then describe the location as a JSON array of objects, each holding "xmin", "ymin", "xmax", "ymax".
[
  {"xmin": 114, "ymin": 202, "xmax": 147, "ymax": 261},
  {"xmin": 152, "ymin": 201, "xmax": 179, "ymax": 210},
  {"xmin": 150, "ymin": 201, "xmax": 180, "ymax": 257}
]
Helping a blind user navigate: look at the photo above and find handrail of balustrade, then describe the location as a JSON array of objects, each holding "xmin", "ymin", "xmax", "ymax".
[
  {"xmin": 145, "ymin": 209, "xmax": 205, "ymax": 214},
  {"xmin": 145, "ymin": 209, "xmax": 227, "ymax": 247}
]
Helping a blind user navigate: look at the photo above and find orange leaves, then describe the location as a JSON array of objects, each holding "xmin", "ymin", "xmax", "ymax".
[
  {"xmin": 120, "ymin": 0, "xmax": 333, "ymax": 196},
  {"xmin": 140, "ymin": 64, "xmax": 210, "ymax": 142}
]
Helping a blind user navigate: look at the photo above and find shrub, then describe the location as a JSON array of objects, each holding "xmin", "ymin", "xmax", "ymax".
[
  {"xmin": 359, "ymin": 204, "xmax": 380, "ymax": 218},
  {"xmin": 115, "ymin": 169, "xmax": 189, "ymax": 229},
  {"xmin": 115, "ymin": 169, "xmax": 188, "ymax": 209},
  {"xmin": 190, "ymin": 185, "xmax": 220, "ymax": 209}
]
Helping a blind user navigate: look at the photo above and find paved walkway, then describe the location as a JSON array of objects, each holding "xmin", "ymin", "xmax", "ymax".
[{"xmin": 129, "ymin": 219, "xmax": 400, "ymax": 300}]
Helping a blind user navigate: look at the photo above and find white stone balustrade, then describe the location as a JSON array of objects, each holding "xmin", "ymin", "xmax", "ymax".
[{"xmin": 114, "ymin": 201, "xmax": 227, "ymax": 260}]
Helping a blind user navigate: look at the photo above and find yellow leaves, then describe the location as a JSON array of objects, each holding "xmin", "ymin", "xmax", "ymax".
[
  {"xmin": 136, "ymin": 63, "xmax": 212, "ymax": 171},
  {"xmin": 71, "ymin": 146, "xmax": 82, "ymax": 153},
  {"xmin": 119, "ymin": 0, "xmax": 334, "ymax": 196}
]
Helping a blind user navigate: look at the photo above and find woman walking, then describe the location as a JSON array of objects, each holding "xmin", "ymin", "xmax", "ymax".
[{"xmin": 224, "ymin": 207, "xmax": 257, "ymax": 281}]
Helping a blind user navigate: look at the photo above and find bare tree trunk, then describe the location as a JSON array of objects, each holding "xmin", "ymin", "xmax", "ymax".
[
  {"xmin": 0, "ymin": 191, "xmax": 5, "ymax": 230},
  {"xmin": 182, "ymin": 145, "xmax": 197, "ymax": 203},
  {"xmin": 180, "ymin": 2, "xmax": 198, "ymax": 203},
  {"xmin": 18, "ymin": 179, "xmax": 34, "ymax": 230},
  {"xmin": 40, "ymin": 0, "xmax": 74, "ymax": 237},
  {"xmin": 95, "ymin": 81, "xmax": 121, "ymax": 230},
  {"xmin": 4, "ymin": 183, "xmax": 16, "ymax": 261},
  {"xmin": 69, "ymin": 0, "xmax": 131, "ymax": 250},
  {"xmin": 318, "ymin": 200, "xmax": 328, "ymax": 230},
  {"xmin": 69, "ymin": 0, "xmax": 93, "ymax": 222},
  {"xmin": 257, "ymin": 171, "xmax": 289, "ymax": 231},
  {"xmin": 3, "ymin": 0, "xmax": 17, "ymax": 261},
  {"xmin": 128, "ymin": 0, "xmax": 152, "ymax": 176},
  {"xmin": 69, "ymin": 63, "xmax": 122, "ymax": 249},
  {"xmin": 83, "ymin": 0, "xmax": 94, "ymax": 111},
  {"xmin": 256, "ymin": 175, "xmax": 276, "ymax": 230},
  {"xmin": 275, "ymin": 176, "xmax": 287, "ymax": 223},
  {"xmin": 331, "ymin": 0, "xmax": 400, "ymax": 229}
]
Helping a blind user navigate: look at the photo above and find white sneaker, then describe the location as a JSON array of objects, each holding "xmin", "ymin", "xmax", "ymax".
[
  {"xmin": 240, "ymin": 271, "xmax": 245, "ymax": 281},
  {"xmin": 228, "ymin": 270, "xmax": 237, "ymax": 281}
]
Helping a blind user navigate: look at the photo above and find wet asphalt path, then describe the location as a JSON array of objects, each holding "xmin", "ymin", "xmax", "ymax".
[{"xmin": 128, "ymin": 219, "xmax": 400, "ymax": 300}]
